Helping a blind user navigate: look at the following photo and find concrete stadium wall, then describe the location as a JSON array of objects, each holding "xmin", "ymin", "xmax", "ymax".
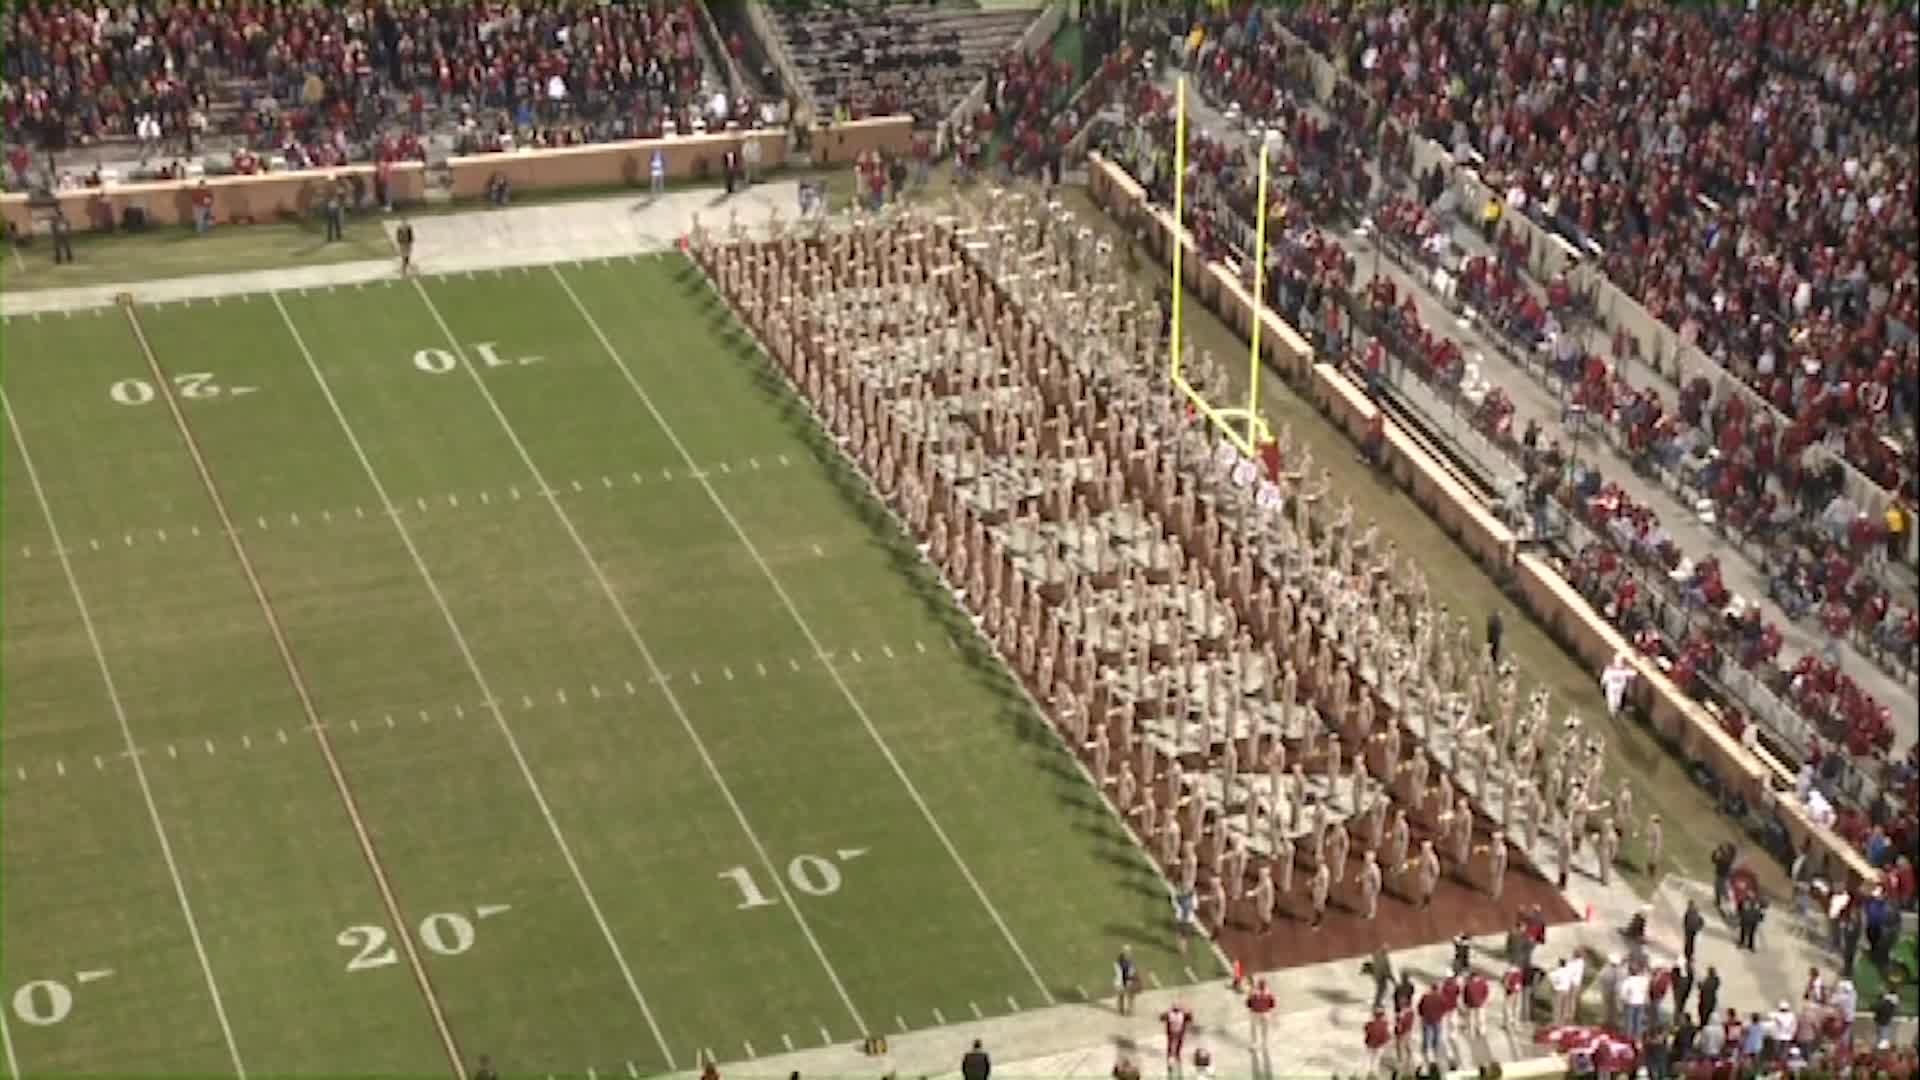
[
  {"xmin": 1086, "ymin": 154, "xmax": 1881, "ymax": 891},
  {"xmin": 1, "ymin": 162, "xmax": 427, "ymax": 234}
]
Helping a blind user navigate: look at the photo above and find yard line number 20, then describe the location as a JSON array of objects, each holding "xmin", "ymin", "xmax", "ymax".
[{"xmin": 336, "ymin": 904, "xmax": 511, "ymax": 973}]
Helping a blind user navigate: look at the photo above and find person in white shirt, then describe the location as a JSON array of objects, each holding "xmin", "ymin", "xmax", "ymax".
[
  {"xmin": 1600, "ymin": 654, "xmax": 1635, "ymax": 717},
  {"xmin": 1620, "ymin": 970, "xmax": 1651, "ymax": 1040},
  {"xmin": 1772, "ymin": 1000, "xmax": 1798, "ymax": 1045}
]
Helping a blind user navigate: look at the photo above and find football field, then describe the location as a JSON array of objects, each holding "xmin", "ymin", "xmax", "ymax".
[{"xmin": 0, "ymin": 255, "xmax": 1211, "ymax": 1077}]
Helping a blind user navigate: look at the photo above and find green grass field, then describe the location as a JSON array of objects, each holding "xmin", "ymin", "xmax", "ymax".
[{"xmin": 0, "ymin": 255, "xmax": 1215, "ymax": 1077}]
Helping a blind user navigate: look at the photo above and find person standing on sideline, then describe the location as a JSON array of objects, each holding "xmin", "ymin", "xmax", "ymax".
[
  {"xmin": 1696, "ymin": 966, "xmax": 1720, "ymax": 1027},
  {"xmin": 1735, "ymin": 896, "xmax": 1765, "ymax": 950},
  {"xmin": 1369, "ymin": 944, "xmax": 1396, "ymax": 1008},
  {"xmin": 1501, "ymin": 966, "xmax": 1528, "ymax": 1030},
  {"xmin": 1682, "ymin": 899, "xmax": 1705, "ymax": 962},
  {"xmin": 1418, "ymin": 982, "xmax": 1447, "ymax": 1065},
  {"xmin": 1114, "ymin": 946, "xmax": 1140, "ymax": 1015},
  {"xmin": 1363, "ymin": 1007, "xmax": 1391, "ymax": 1075},
  {"xmin": 472, "ymin": 1056, "xmax": 499, "ymax": 1080},
  {"xmin": 1645, "ymin": 814, "xmax": 1664, "ymax": 879},
  {"xmin": 396, "ymin": 218, "xmax": 416, "ymax": 275},
  {"xmin": 649, "ymin": 148, "xmax": 666, "ymax": 195},
  {"xmin": 324, "ymin": 178, "xmax": 345, "ymax": 242},
  {"xmin": 960, "ymin": 1038, "xmax": 991, "ymax": 1080},
  {"xmin": 1672, "ymin": 963, "xmax": 1695, "ymax": 1022},
  {"xmin": 1486, "ymin": 609, "xmax": 1505, "ymax": 664},
  {"xmin": 1246, "ymin": 978, "xmax": 1275, "ymax": 1052},
  {"xmin": 1462, "ymin": 970, "xmax": 1491, "ymax": 1038},
  {"xmin": 50, "ymin": 208, "xmax": 75, "ymax": 264},
  {"xmin": 1711, "ymin": 843, "xmax": 1738, "ymax": 912},
  {"xmin": 1161, "ymin": 1002, "xmax": 1192, "ymax": 1065}
]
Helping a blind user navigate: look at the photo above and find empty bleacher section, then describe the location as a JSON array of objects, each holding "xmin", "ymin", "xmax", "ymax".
[{"xmin": 765, "ymin": 1, "xmax": 1038, "ymax": 127}]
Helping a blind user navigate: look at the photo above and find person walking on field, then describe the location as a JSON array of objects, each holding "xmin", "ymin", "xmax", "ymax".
[
  {"xmin": 961, "ymin": 1038, "xmax": 991, "ymax": 1080},
  {"xmin": 1486, "ymin": 609, "xmax": 1505, "ymax": 664},
  {"xmin": 396, "ymin": 218, "xmax": 415, "ymax": 275},
  {"xmin": 1246, "ymin": 978, "xmax": 1276, "ymax": 1052}
]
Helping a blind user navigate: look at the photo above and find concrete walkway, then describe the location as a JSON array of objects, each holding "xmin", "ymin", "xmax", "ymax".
[
  {"xmin": 1, "ymin": 181, "xmax": 802, "ymax": 317},
  {"xmin": 1167, "ymin": 76, "xmax": 1916, "ymax": 766}
]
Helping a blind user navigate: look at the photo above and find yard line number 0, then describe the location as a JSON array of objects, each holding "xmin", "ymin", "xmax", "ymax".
[
  {"xmin": 109, "ymin": 372, "xmax": 257, "ymax": 406},
  {"xmin": 337, "ymin": 904, "xmax": 511, "ymax": 973},
  {"xmin": 718, "ymin": 849, "xmax": 867, "ymax": 910}
]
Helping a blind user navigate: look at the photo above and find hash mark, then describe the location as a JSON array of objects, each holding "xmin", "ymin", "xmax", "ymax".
[
  {"xmin": 257, "ymin": 516, "xmax": 268, "ymax": 531},
  {"xmin": 723, "ymin": 666, "xmax": 734, "ymax": 681},
  {"xmin": 756, "ymin": 662, "xmax": 767, "ymax": 676},
  {"xmin": 690, "ymin": 671, "xmax": 702, "ymax": 686},
  {"xmin": 932, "ymin": 1007, "xmax": 947, "ymax": 1025},
  {"xmin": 969, "ymin": 1002, "xmax": 984, "ymax": 1020},
  {"xmin": 883, "ymin": 644, "xmax": 896, "ymax": 659},
  {"xmin": 780, "ymin": 1034, "xmax": 794, "ymax": 1053},
  {"xmin": 631, "ymin": 471, "xmax": 645, "ymax": 485},
  {"xmin": 447, "ymin": 494, "xmax": 459, "ymax": 508},
  {"xmin": 203, "ymin": 739, "xmax": 215, "ymax": 755},
  {"xmin": 123, "ymin": 533, "xmax": 133, "ymax": 546},
  {"xmin": 1146, "ymin": 971, "xmax": 1161, "ymax": 988},
  {"xmin": 242, "ymin": 735, "xmax": 252, "ymax": 750},
  {"xmin": 55, "ymin": 759, "xmax": 65, "ymax": 777},
  {"xmin": 167, "ymin": 745, "xmax": 178, "ymax": 759},
  {"xmin": 94, "ymin": 755, "xmax": 104, "ymax": 771},
  {"xmin": 556, "ymin": 688, "xmax": 568, "ymax": 705},
  {"xmin": 895, "ymin": 1015, "xmax": 908, "ymax": 1033},
  {"xmin": 743, "ymin": 1040, "xmax": 757, "ymax": 1059},
  {"xmin": 601, "ymin": 475, "xmax": 613, "ymax": 489},
  {"xmin": 818, "ymin": 1027, "xmax": 831, "ymax": 1047},
  {"xmin": 13, "ymin": 767, "xmax": 22, "ymax": 781},
  {"xmin": 812, "ymin": 544, "xmax": 825, "ymax": 557},
  {"xmin": 591, "ymin": 684, "xmax": 602, "ymax": 700},
  {"xmin": 624, "ymin": 680, "xmax": 637, "ymax": 695},
  {"xmin": 157, "ymin": 529, "xmax": 168, "ymax": 542},
  {"xmin": 571, "ymin": 479, "xmax": 583, "ymax": 493},
  {"xmin": 90, "ymin": 538, "xmax": 100, "ymax": 550},
  {"xmin": 661, "ymin": 467, "xmax": 673, "ymax": 480},
  {"xmin": 788, "ymin": 657, "xmax": 801, "ymax": 672},
  {"xmin": 779, "ymin": 454, "xmax": 791, "ymax": 466},
  {"xmin": 720, "ymin": 462, "xmax": 731, "ymax": 474},
  {"xmin": 1183, "ymin": 965, "xmax": 1198, "ymax": 983},
  {"xmin": 278, "ymin": 729, "xmax": 288, "ymax": 744},
  {"xmin": 850, "ymin": 650, "xmax": 863, "ymax": 664},
  {"xmin": 385, "ymin": 714, "xmax": 395, "ymax": 729},
  {"xmin": 416, "ymin": 497, "xmax": 428, "ymax": 512},
  {"xmin": 479, "ymin": 491, "xmax": 490, "ymax": 505},
  {"xmin": 626, "ymin": 1064, "xmax": 639, "ymax": 1080},
  {"xmin": 510, "ymin": 486, "xmax": 522, "ymax": 500},
  {"xmin": 1075, "ymin": 984, "xmax": 1089, "ymax": 1001},
  {"xmin": 751, "ymin": 458, "xmax": 762, "ymax": 469},
  {"xmin": 351, "ymin": 718, "xmax": 361, "ymax": 733},
  {"xmin": 1007, "ymin": 995, "xmax": 1020, "ymax": 1012},
  {"xmin": 355, "ymin": 506, "xmax": 365, "ymax": 519},
  {"xmin": 522, "ymin": 695, "xmax": 535, "ymax": 710}
]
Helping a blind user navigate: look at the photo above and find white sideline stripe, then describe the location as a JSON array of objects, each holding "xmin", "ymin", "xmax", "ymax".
[
  {"xmin": 1, "ymin": 387, "xmax": 249, "ymax": 1078},
  {"xmin": 275, "ymin": 290, "xmax": 674, "ymax": 1071},
  {"xmin": 417, "ymin": 274, "xmax": 868, "ymax": 1038},
  {"xmin": 555, "ymin": 266, "xmax": 1057, "ymax": 1006}
]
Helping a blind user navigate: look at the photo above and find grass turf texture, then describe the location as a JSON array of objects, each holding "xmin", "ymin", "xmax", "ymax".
[{"xmin": 0, "ymin": 256, "xmax": 1208, "ymax": 1077}]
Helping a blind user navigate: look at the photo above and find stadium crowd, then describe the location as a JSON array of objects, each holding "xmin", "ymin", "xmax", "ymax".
[
  {"xmin": 1272, "ymin": 2, "xmax": 1919, "ymax": 501},
  {"xmin": 1089, "ymin": 7, "xmax": 1918, "ymax": 877},
  {"xmin": 2, "ymin": 0, "xmax": 738, "ymax": 186}
]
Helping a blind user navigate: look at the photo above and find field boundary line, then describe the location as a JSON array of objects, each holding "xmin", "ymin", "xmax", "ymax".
[
  {"xmin": 681, "ymin": 248, "xmax": 1233, "ymax": 979},
  {"xmin": 117, "ymin": 302, "xmax": 465, "ymax": 1079},
  {"xmin": 550, "ymin": 265, "xmax": 1056, "ymax": 1004},
  {"xmin": 267, "ymin": 291, "xmax": 676, "ymax": 1071},
  {"xmin": 1, "ymin": 389, "xmax": 250, "ymax": 1078},
  {"xmin": 406, "ymin": 276, "xmax": 871, "ymax": 1037}
]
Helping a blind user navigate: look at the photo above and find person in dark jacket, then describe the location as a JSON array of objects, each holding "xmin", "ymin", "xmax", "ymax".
[
  {"xmin": 961, "ymin": 1038, "xmax": 991, "ymax": 1080},
  {"xmin": 1485, "ymin": 609, "xmax": 1505, "ymax": 664},
  {"xmin": 1682, "ymin": 899, "xmax": 1706, "ymax": 960},
  {"xmin": 1696, "ymin": 967, "xmax": 1720, "ymax": 1026}
]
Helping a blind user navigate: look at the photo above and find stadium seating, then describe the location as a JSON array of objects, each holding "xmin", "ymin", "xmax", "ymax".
[
  {"xmin": 1272, "ymin": 2, "xmax": 1918, "ymax": 501},
  {"xmin": 767, "ymin": 2, "xmax": 1034, "ymax": 126},
  {"xmin": 2, "ymin": 0, "xmax": 725, "ymax": 187}
]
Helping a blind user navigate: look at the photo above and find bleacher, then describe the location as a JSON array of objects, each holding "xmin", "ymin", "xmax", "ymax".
[{"xmin": 769, "ymin": 1, "xmax": 1037, "ymax": 125}]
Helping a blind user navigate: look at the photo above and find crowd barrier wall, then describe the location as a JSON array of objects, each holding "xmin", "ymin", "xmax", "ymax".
[
  {"xmin": 2, "ymin": 162, "xmax": 426, "ymax": 234},
  {"xmin": 3, "ymin": 119, "xmax": 916, "ymax": 235},
  {"xmin": 1087, "ymin": 153, "xmax": 1880, "ymax": 891}
]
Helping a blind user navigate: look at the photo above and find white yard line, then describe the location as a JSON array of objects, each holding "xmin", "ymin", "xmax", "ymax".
[
  {"xmin": 409, "ymin": 275, "xmax": 871, "ymax": 1037},
  {"xmin": 1, "ymin": 388, "xmax": 250, "ymax": 1079},
  {"xmin": 552, "ymin": 264, "xmax": 1056, "ymax": 1006},
  {"xmin": 270, "ymin": 291, "xmax": 676, "ymax": 1071},
  {"xmin": 119, "ymin": 304, "xmax": 464, "ymax": 1079}
]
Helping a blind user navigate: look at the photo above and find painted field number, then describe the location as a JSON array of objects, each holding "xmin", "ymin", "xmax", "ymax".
[
  {"xmin": 10, "ymin": 969, "xmax": 113, "ymax": 1027},
  {"xmin": 110, "ymin": 373, "xmax": 257, "ymax": 406},
  {"xmin": 412, "ymin": 342, "xmax": 543, "ymax": 374},
  {"xmin": 719, "ymin": 849, "xmax": 867, "ymax": 909},
  {"xmin": 337, "ymin": 904, "xmax": 511, "ymax": 973}
]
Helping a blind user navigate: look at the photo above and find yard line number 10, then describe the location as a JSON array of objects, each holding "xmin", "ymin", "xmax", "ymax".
[{"xmin": 718, "ymin": 849, "xmax": 867, "ymax": 909}]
